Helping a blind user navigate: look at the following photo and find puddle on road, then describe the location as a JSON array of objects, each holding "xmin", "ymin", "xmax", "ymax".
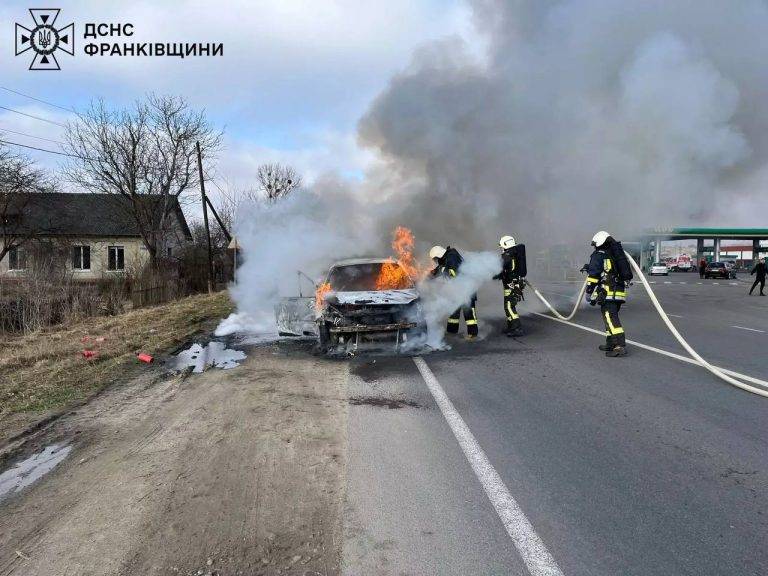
[
  {"xmin": 0, "ymin": 444, "xmax": 72, "ymax": 502},
  {"xmin": 349, "ymin": 396, "xmax": 421, "ymax": 409},
  {"xmin": 174, "ymin": 342, "xmax": 247, "ymax": 373}
]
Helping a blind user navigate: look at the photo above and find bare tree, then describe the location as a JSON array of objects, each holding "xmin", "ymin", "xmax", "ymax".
[
  {"xmin": 64, "ymin": 94, "xmax": 221, "ymax": 265},
  {"xmin": 0, "ymin": 144, "xmax": 47, "ymax": 262},
  {"xmin": 256, "ymin": 163, "xmax": 301, "ymax": 202}
]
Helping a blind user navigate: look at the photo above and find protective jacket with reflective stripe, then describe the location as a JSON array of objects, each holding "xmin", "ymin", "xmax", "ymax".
[
  {"xmin": 431, "ymin": 247, "xmax": 463, "ymax": 278},
  {"xmin": 497, "ymin": 249, "xmax": 525, "ymax": 284},
  {"xmin": 586, "ymin": 249, "xmax": 627, "ymax": 302}
]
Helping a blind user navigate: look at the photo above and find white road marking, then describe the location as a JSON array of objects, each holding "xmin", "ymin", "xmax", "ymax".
[
  {"xmin": 713, "ymin": 282, "xmax": 720, "ymax": 285},
  {"xmin": 730, "ymin": 283, "xmax": 739, "ymax": 286},
  {"xmin": 732, "ymin": 326, "xmax": 766, "ymax": 334},
  {"xmin": 413, "ymin": 357, "xmax": 565, "ymax": 576},
  {"xmin": 664, "ymin": 281, "xmax": 672, "ymax": 284},
  {"xmin": 530, "ymin": 312, "xmax": 768, "ymax": 389},
  {"xmin": 667, "ymin": 314, "xmax": 684, "ymax": 318},
  {"xmin": 679, "ymin": 282, "xmax": 687, "ymax": 284}
]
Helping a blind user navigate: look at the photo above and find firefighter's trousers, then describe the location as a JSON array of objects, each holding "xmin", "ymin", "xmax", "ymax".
[
  {"xmin": 447, "ymin": 295, "xmax": 478, "ymax": 336},
  {"xmin": 504, "ymin": 287, "xmax": 521, "ymax": 332},
  {"xmin": 600, "ymin": 300, "xmax": 626, "ymax": 348}
]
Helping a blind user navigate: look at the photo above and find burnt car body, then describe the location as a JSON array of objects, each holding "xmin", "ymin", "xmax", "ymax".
[{"xmin": 276, "ymin": 258, "xmax": 427, "ymax": 354}]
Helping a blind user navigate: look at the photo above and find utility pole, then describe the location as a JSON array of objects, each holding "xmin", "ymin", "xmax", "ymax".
[
  {"xmin": 196, "ymin": 141, "xmax": 215, "ymax": 293},
  {"xmin": 204, "ymin": 196, "xmax": 231, "ymax": 243}
]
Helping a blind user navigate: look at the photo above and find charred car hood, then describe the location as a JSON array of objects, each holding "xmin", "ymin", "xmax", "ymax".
[{"xmin": 331, "ymin": 289, "xmax": 419, "ymax": 306}]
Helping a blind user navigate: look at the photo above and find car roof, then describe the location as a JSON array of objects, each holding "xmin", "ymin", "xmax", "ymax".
[{"xmin": 330, "ymin": 257, "xmax": 394, "ymax": 267}]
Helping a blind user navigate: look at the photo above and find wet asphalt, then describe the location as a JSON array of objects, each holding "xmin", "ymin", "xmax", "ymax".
[{"xmin": 342, "ymin": 273, "xmax": 768, "ymax": 576}]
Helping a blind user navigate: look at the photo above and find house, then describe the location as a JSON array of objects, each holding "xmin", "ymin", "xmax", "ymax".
[{"xmin": 0, "ymin": 192, "xmax": 193, "ymax": 280}]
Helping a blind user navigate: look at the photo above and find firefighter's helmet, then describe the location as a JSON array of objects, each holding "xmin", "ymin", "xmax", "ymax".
[
  {"xmin": 429, "ymin": 245, "xmax": 447, "ymax": 261},
  {"xmin": 499, "ymin": 235, "xmax": 516, "ymax": 250},
  {"xmin": 591, "ymin": 231, "xmax": 610, "ymax": 248}
]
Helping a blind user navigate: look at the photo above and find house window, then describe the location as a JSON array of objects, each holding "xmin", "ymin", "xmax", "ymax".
[
  {"xmin": 72, "ymin": 245, "xmax": 91, "ymax": 270},
  {"xmin": 8, "ymin": 246, "xmax": 27, "ymax": 271},
  {"xmin": 108, "ymin": 246, "xmax": 125, "ymax": 271}
]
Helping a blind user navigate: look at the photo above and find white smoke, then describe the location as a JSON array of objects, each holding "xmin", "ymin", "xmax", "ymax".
[
  {"xmin": 414, "ymin": 251, "xmax": 501, "ymax": 349},
  {"xmin": 216, "ymin": 181, "xmax": 380, "ymax": 336}
]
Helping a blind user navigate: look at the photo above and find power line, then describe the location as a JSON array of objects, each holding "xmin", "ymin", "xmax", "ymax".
[
  {"xmin": 0, "ymin": 138, "xmax": 94, "ymax": 161},
  {"xmin": 0, "ymin": 127, "xmax": 66, "ymax": 146},
  {"xmin": 203, "ymin": 168, "xmax": 229, "ymax": 196},
  {"xmin": 0, "ymin": 86, "xmax": 78, "ymax": 115},
  {"xmin": 0, "ymin": 105, "xmax": 67, "ymax": 128}
]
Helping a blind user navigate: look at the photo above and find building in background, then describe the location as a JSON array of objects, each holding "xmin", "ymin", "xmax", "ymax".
[{"xmin": 0, "ymin": 193, "xmax": 192, "ymax": 280}]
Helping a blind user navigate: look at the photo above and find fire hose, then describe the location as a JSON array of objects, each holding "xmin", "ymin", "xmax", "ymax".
[{"xmin": 525, "ymin": 252, "xmax": 768, "ymax": 398}]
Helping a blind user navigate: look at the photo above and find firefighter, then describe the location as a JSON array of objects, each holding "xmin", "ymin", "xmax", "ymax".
[
  {"xmin": 584, "ymin": 231, "xmax": 630, "ymax": 357},
  {"xmin": 429, "ymin": 245, "xmax": 479, "ymax": 339},
  {"xmin": 493, "ymin": 235, "xmax": 526, "ymax": 337}
]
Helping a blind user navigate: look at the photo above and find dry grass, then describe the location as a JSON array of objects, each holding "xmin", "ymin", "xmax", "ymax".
[{"xmin": 0, "ymin": 291, "xmax": 234, "ymax": 416}]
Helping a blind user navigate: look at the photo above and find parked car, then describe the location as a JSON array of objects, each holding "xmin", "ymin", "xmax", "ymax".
[
  {"xmin": 649, "ymin": 262, "xmax": 669, "ymax": 276},
  {"xmin": 704, "ymin": 261, "xmax": 736, "ymax": 279},
  {"xmin": 276, "ymin": 258, "xmax": 427, "ymax": 354}
]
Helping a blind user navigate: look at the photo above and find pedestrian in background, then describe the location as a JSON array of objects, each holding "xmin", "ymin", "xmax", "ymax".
[
  {"xmin": 699, "ymin": 259, "xmax": 707, "ymax": 279},
  {"xmin": 749, "ymin": 258, "xmax": 766, "ymax": 296}
]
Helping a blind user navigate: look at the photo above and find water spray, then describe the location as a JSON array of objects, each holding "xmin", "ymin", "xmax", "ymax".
[{"xmin": 526, "ymin": 254, "xmax": 768, "ymax": 398}]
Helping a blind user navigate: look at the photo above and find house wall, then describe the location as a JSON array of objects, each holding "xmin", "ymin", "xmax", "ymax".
[
  {"xmin": 0, "ymin": 237, "xmax": 150, "ymax": 280},
  {"xmin": 1, "ymin": 205, "xmax": 193, "ymax": 281}
]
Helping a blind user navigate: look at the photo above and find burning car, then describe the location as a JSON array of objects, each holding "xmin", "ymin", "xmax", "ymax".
[{"xmin": 276, "ymin": 257, "xmax": 427, "ymax": 354}]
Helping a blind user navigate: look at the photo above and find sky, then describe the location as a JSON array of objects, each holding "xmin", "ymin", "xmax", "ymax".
[
  {"xmin": 3, "ymin": 0, "xmax": 767, "ymax": 243},
  {"xmin": 0, "ymin": 0, "xmax": 473, "ymax": 208}
]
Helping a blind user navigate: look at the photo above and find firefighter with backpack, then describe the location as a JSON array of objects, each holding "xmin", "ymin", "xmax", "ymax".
[
  {"xmin": 429, "ymin": 245, "xmax": 479, "ymax": 339},
  {"xmin": 584, "ymin": 231, "xmax": 633, "ymax": 357},
  {"xmin": 493, "ymin": 235, "xmax": 527, "ymax": 337}
]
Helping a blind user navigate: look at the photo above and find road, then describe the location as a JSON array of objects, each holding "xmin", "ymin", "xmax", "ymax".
[
  {"xmin": 1, "ymin": 273, "xmax": 766, "ymax": 575},
  {"xmin": 342, "ymin": 273, "xmax": 768, "ymax": 575}
]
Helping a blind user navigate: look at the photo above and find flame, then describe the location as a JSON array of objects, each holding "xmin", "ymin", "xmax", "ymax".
[
  {"xmin": 315, "ymin": 282, "xmax": 332, "ymax": 311},
  {"xmin": 375, "ymin": 226, "xmax": 428, "ymax": 290},
  {"xmin": 375, "ymin": 259, "xmax": 412, "ymax": 290}
]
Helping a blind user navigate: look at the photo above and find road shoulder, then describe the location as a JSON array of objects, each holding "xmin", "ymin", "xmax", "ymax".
[{"xmin": 0, "ymin": 341, "xmax": 349, "ymax": 576}]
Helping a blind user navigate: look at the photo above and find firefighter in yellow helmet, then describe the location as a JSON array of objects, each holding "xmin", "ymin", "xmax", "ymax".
[
  {"xmin": 493, "ymin": 235, "xmax": 526, "ymax": 337},
  {"xmin": 429, "ymin": 245, "xmax": 479, "ymax": 339},
  {"xmin": 584, "ymin": 231, "xmax": 632, "ymax": 357}
]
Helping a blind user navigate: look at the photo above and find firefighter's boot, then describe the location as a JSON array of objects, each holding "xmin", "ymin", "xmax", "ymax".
[
  {"xmin": 605, "ymin": 333, "xmax": 627, "ymax": 357},
  {"xmin": 506, "ymin": 321, "xmax": 523, "ymax": 337},
  {"xmin": 598, "ymin": 336, "xmax": 614, "ymax": 351}
]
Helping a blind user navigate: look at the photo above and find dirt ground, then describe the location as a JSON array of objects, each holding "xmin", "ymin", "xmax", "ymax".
[{"xmin": 0, "ymin": 341, "xmax": 349, "ymax": 576}]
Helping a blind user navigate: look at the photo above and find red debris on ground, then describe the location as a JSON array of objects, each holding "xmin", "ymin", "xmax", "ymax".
[{"xmin": 137, "ymin": 353, "xmax": 154, "ymax": 364}]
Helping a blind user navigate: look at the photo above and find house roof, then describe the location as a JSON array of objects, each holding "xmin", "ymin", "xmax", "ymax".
[{"xmin": 5, "ymin": 192, "xmax": 192, "ymax": 239}]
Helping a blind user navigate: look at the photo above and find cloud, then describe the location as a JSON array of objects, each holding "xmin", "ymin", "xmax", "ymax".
[
  {"xmin": 0, "ymin": 1, "xmax": 469, "ymax": 131},
  {"xmin": 0, "ymin": 0, "xmax": 470, "ymax": 197}
]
